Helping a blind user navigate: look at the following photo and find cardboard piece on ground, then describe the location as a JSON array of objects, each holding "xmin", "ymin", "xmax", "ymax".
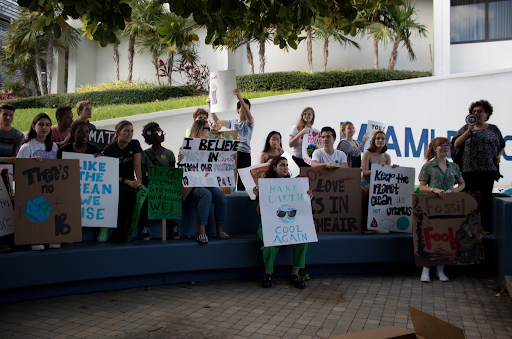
[
  {"xmin": 412, "ymin": 192, "xmax": 485, "ymax": 266},
  {"xmin": 0, "ymin": 178, "xmax": 14, "ymax": 237},
  {"xmin": 14, "ymin": 159, "xmax": 82, "ymax": 245},
  {"xmin": 330, "ymin": 306, "xmax": 465, "ymax": 339},
  {"xmin": 301, "ymin": 167, "xmax": 362, "ymax": 234},
  {"xmin": 88, "ymin": 129, "xmax": 115, "ymax": 151},
  {"xmin": 209, "ymin": 70, "xmax": 237, "ymax": 113}
]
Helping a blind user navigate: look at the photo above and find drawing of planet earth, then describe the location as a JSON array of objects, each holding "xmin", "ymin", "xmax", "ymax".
[{"xmin": 25, "ymin": 196, "xmax": 51, "ymax": 222}]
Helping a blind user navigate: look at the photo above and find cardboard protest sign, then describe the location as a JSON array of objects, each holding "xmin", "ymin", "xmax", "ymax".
[
  {"xmin": 126, "ymin": 187, "xmax": 148, "ymax": 242},
  {"xmin": 363, "ymin": 120, "xmax": 387, "ymax": 151},
  {"xmin": 88, "ymin": 129, "xmax": 115, "ymax": 151},
  {"xmin": 14, "ymin": 159, "xmax": 82, "ymax": 245},
  {"xmin": 0, "ymin": 164, "xmax": 14, "ymax": 198},
  {"xmin": 367, "ymin": 165, "xmax": 415, "ymax": 233},
  {"xmin": 179, "ymin": 137, "xmax": 240, "ymax": 188},
  {"xmin": 62, "ymin": 153, "xmax": 119, "ymax": 227},
  {"xmin": 209, "ymin": 70, "xmax": 237, "ymax": 113},
  {"xmin": 412, "ymin": 192, "xmax": 485, "ymax": 266},
  {"xmin": 259, "ymin": 177, "xmax": 317, "ymax": 247},
  {"xmin": 239, "ymin": 163, "xmax": 270, "ymax": 200},
  {"xmin": 301, "ymin": 167, "xmax": 362, "ymax": 234},
  {"xmin": 148, "ymin": 167, "xmax": 182, "ymax": 220},
  {"xmin": 302, "ymin": 128, "xmax": 322, "ymax": 165},
  {"xmin": 0, "ymin": 178, "xmax": 14, "ymax": 237}
]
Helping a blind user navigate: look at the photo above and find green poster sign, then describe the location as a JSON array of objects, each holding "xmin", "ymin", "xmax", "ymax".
[{"xmin": 148, "ymin": 167, "xmax": 182, "ymax": 220}]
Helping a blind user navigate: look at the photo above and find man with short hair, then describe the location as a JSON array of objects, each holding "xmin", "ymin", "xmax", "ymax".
[
  {"xmin": 51, "ymin": 105, "xmax": 74, "ymax": 147},
  {"xmin": 211, "ymin": 88, "xmax": 254, "ymax": 191},
  {"xmin": 0, "ymin": 103, "xmax": 24, "ymax": 165},
  {"xmin": 75, "ymin": 100, "xmax": 96, "ymax": 130},
  {"xmin": 311, "ymin": 127, "xmax": 348, "ymax": 169},
  {"xmin": 186, "ymin": 108, "xmax": 211, "ymax": 137}
]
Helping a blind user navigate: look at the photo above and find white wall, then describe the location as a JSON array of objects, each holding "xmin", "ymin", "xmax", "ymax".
[
  {"xmin": 94, "ymin": 69, "xmax": 512, "ymax": 186},
  {"xmin": 451, "ymin": 41, "xmax": 512, "ymax": 74}
]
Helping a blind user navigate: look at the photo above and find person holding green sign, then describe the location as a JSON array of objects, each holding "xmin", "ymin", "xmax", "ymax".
[{"xmin": 139, "ymin": 122, "xmax": 179, "ymax": 240}]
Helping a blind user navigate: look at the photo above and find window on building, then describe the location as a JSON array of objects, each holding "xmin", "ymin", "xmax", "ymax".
[{"xmin": 451, "ymin": 0, "xmax": 512, "ymax": 43}]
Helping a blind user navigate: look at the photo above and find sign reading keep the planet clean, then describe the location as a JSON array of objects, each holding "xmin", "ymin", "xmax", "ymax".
[
  {"xmin": 367, "ymin": 165, "xmax": 415, "ymax": 233},
  {"xmin": 14, "ymin": 159, "xmax": 82, "ymax": 245},
  {"xmin": 259, "ymin": 177, "xmax": 317, "ymax": 247}
]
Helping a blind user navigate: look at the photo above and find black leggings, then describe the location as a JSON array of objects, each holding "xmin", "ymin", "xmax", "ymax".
[{"xmin": 462, "ymin": 171, "xmax": 495, "ymax": 232}]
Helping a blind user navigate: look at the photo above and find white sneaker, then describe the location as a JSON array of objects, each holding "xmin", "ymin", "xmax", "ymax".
[
  {"xmin": 421, "ymin": 267, "xmax": 430, "ymax": 282},
  {"xmin": 437, "ymin": 265, "xmax": 449, "ymax": 282},
  {"xmin": 48, "ymin": 243, "xmax": 61, "ymax": 249},
  {"xmin": 374, "ymin": 229, "xmax": 390, "ymax": 234},
  {"xmin": 31, "ymin": 244, "xmax": 45, "ymax": 251}
]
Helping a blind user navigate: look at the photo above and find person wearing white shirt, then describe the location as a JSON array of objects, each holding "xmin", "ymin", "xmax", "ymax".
[{"xmin": 311, "ymin": 127, "xmax": 348, "ymax": 169}]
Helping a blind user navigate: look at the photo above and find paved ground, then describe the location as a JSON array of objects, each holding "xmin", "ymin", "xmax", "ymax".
[{"xmin": 1, "ymin": 274, "xmax": 511, "ymax": 339}]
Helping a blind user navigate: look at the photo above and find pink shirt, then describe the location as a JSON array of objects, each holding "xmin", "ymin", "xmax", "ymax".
[{"xmin": 51, "ymin": 125, "xmax": 70, "ymax": 144}]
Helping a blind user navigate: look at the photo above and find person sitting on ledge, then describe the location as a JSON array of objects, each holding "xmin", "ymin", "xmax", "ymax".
[
  {"xmin": 57, "ymin": 120, "xmax": 101, "ymax": 158},
  {"xmin": 258, "ymin": 131, "xmax": 284, "ymax": 164},
  {"xmin": 311, "ymin": 126, "xmax": 348, "ymax": 170}
]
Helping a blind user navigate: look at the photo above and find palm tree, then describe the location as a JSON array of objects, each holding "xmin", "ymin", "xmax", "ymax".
[
  {"xmin": 361, "ymin": 0, "xmax": 394, "ymax": 69},
  {"xmin": 213, "ymin": 29, "xmax": 256, "ymax": 74}
]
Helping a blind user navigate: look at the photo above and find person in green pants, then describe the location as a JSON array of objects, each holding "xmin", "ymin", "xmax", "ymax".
[{"xmin": 253, "ymin": 156, "xmax": 312, "ymax": 289}]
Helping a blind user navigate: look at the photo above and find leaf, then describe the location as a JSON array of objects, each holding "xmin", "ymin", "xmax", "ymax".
[
  {"xmin": 75, "ymin": 1, "xmax": 85, "ymax": 14},
  {"xmin": 496, "ymin": 293, "xmax": 501, "ymax": 297},
  {"xmin": 52, "ymin": 23, "xmax": 62, "ymax": 39},
  {"xmin": 278, "ymin": 6, "xmax": 287, "ymax": 18},
  {"xmin": 203, "ymin": 305, "xmax": 211, "ymax": 308},
  {"xmin": 59, "ymin": 17, "xmax": 68, "ymax": 32},
  {"xmin": 283, "ymin": 285, "xmax": 289, "ymax": 288},
  {"xmin": 321, "ymin": 281, "xmax": 330, "ymax": 285}
]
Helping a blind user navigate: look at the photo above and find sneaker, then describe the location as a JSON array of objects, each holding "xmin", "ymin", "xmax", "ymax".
[
  {"xmin": 97, "ymin": 227, "xmax": 108, "ymax": 242},
  {"xmin": 140, "ymin": 224, "xmax": 150, "ymax": 240},
  {"xmin": 290, "ymin": 274, "xmax": 307, "ymax": 289},
  {"xmin": 0, "ymin": 244, "xmax": 11, "ymax": 253},
  {"xmin": 262, "ymin": 274, "xmax": 272, "ymax": 288},
  {"xmin": 437, "ymin": 266, "xmax": 449, "ymax": 282},
  {"xmin": 31, "ymin": 244, "xmax": 45, "ymax": 251},
  {"xmin": 421, "ymin": 267, "xmax": 431, "ymax": 283},
  {"xmin": 48, "ymin": 243, "xmax": 61, "ymax": 249},
  {"xmin": 171, "ymin": 224, "xmax": 180, "ymax": 240}
]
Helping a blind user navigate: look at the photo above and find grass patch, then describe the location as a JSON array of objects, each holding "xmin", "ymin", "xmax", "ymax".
[{"xmin": 12, "ymin": 89, "xmax": 305, "ymax": 132}]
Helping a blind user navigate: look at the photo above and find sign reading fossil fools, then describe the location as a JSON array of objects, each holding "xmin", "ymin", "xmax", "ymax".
[
  {"xmin": 412, "ymin": 192, "xmax": 485, "ymax": 266},
  {"xmin": 179, "ymin": 137, "xmax": 240, "ymax": 188},
  {"xmin": 367, "ymin": 165, "xmax": 415, "ymax": 233},
  {"xmin": 301, "ymin": 167, "xmax": 362, "ymax": 234},
  {"xmin": 14, "ymin": 159, "xmax": 82, "ymax": 245},
  {"xmin": 259, "ymin": 177, "xmax": 317, "ymax": 247},
  {"xmin": 302, "ymin": 128, "xmax": 322, "ymax": 166}
]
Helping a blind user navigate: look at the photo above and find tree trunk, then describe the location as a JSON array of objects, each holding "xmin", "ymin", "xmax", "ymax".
[
  {"xmin": 46, "ymin": 30, "xmax": 54, "ymax": 94},
  {"xmin": 32, "ymin": 75, "xmax": 41, "ymax": 96},
  {"xmin": 258, "ymin": 34, "xmax": 265, "ymax": 73},
  {"xmin": 21, "ymin": 64, "xmax": 27, "ymax": 88},
  {"xmin": 373, "ymin": 36, "xmax": 379, "ymax": 69},
  {"xmin": 167, "ymin": 53, "xmax": 173, "ymax": 86},
  {"xmin": 128, "ymin": 36, "xmax": 135, "ymax": 82},
  {"xmin": 323, "ymin": 37, "xmax": 329, "ymax": 71},
  {"xmin": 388, "ymin": 38, "xmax": 400, "ymax": 70},
  {"xmin": 246, "ymin": 43, "xmax": 254, "ymax": 74},
  {"xmin": 307, "ymin": 29, "xmax": 313, "ymax": 71},
  {"xmin": 34, "ymin": 47, "xmax": 45, "ymax": 95},
  {"xmin": 113, "ymin": 44, "xmax": 120, "ymax": 81},
  {"xmin": 152, "ymin": 51, "xmax": 161, "ymax": 86}
]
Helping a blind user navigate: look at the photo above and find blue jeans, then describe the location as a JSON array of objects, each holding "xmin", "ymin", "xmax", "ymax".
[{"xmin": 187, "ymin": 187, "xmax": 226, "ymax": 225}]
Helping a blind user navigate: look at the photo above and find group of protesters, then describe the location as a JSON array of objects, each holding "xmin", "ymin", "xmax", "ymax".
[{"xmin": 0, "ymin": 93, "xmax": 505, "ymax": 288}]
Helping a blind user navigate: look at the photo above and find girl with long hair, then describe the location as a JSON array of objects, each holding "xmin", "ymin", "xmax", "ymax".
[
  {"xmin": 289, "ymin": 107, "xmax": 315, "ymax": 167},
  {"xmin": 336, "ymin": 121, "xmax": 369, "ymax": 168},
  {"xmin": 258, "ymin": 131, "xmax": 284, "ymax": 164}
]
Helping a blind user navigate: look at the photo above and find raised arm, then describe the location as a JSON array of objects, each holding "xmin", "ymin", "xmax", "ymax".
[
  {"xmin": 289, "ymin": 127, "xmax": 309, "ymax": 147},
  {"xmin": 233, "ymin": 89, "xmax": 253, "ymax": 124}
]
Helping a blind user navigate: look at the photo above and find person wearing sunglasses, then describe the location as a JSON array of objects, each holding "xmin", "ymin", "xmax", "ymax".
[
  {"xmin": 452, "ymin": 100, "xmax": 505, "ymax": 234},
  {"xmin": 253, "ymin": 156, "xmax": 313, "ymax": 289},
  {"xmin": 418, "ymin": 137, "xmax": 466, "ymax": 283},
  {"xmin": 178, "ymin": 119, "xmax": 228, "ymax": 244},
  {"xmin": 138, "ymin": 122, "xmax": 178, "ymax": 241}
]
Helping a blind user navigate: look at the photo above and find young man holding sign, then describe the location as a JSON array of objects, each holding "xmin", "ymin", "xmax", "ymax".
[{"xmin": 311, "ymin": 127, "xmax": 348, "ymax": 169}]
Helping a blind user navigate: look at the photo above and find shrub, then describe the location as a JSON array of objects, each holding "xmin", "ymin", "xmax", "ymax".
[
  {"xmin": 76, "ymin": 80, "xmax": 159, "ymax": 93},
  {"xmin": 4, "ymin": 85, "xmax": 193, "ymax": 109},
  {"xmin": 236, "ymin": 69, "xmax": 431, "ymax": 92}
]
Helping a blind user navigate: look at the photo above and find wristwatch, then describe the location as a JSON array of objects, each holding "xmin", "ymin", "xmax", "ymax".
[{"xmin": 431, "ymin": 187, "xmax": 434, "ymax": 193}]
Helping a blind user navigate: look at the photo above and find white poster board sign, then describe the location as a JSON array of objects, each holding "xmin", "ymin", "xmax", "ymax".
[
  {"xmin": 367, "ymin": 165, "xmax": 415, "ymax": 233},
  {"xmin": 364, "ymin": 120, "xmax": 387, "ymax": 151},
  {"xmin": 63, "ymin": 152, "xmax": 119, "ymax": 227},
  {"xmin": 0, "ymin": 178, "xmax": 14, "ymax": 237},
  {"xmin": 180, "ymin": 137, "xmax": 240, "ymax": 187},
  {"xmin": 0, "ymin": 164, "xmax": 14, "ymax": 197},
  {"xmin": 209, "ymin": 70, "xmax": 238, "ymax": 113},
  {"xmin": 302, "ymin": 128, "xmax": 322, "ymax": 165},
  {"xmin": 259, "ymin": 177, "xmax": 318, "ymax": 247}
]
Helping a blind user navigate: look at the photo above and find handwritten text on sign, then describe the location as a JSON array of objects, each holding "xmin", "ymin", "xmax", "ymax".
[
  {"xmin": 367, "ymin": 165, "xmax": 415, "ymax": 233},
  {"xmin": 180, "ymin": 138, "xmax": 240, "ymax": 187},
  {"xmin": 148, "ymin": 167, "xmax": 182, "ymax": 220},
  {"xmin": 301, "ymin": 167, "xmax": 362, "ymax": 234},
  {"xmin": 63, "ymin": 153, "xmax": 119, "ymax": 228},
  {"xmin": 0, "ymin": 178, "xmax": 13, "ymax": 237},
  {"xmin": 14, "ymin": 159, "xmax": 82, "ymax": 245},
  {"xmin": 259, "ymin": 178, "xmax": 317, "ymax": 247},
  {"xmin": 412, "ymin": 192, "xmax": 484, "ymax": 266},
  {"xmin": 302, "ymin": 128, "xmax": 322, "ymax": 166}
]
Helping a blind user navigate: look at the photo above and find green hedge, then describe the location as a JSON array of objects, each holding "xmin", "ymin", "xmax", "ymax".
[
  {"xmin": 4, "ymin": 85, "xmax": 193, "ymax": 109},
  {"xmin": 236, "ymin": 69, "xmax": 431, "ymax": 92}
]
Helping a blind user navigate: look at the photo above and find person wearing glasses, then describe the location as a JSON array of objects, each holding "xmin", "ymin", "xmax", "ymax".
[
  {"xmin": 178, "ymin": 119, "xmax": 229, "ymax": 244},
  {"xmin": 253, "ymin": 156, "xmax": 312, "ymax": 289},
  {"xmin": 452, "ymin": 100, "xmax": 505, "ymax": 234},
  {"xmin": 418, "ymin": 137, "xmax": 466, "ymax": 282}
]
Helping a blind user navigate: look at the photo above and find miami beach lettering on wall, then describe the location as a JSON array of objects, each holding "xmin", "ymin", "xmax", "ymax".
[
  {"xmin": 259, "ymin": 177, "xmax": 317, "ymax": 247},
  {"xmin": 179, "ymin": 137, "xmax": 240, "ymax": 188},
  {"xmin": 367, "ymin": 165, "xmax": 415, "ymax": 233}
]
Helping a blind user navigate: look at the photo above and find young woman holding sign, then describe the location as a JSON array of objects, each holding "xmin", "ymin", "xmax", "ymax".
[
  {"xmin": 99, "ymin": 120, "xmax": 144, "ymax": 242},
  {"xmin": 418, "ymin": 137, "xmax": 466, "ymax": 283},
  {"xmin": 17, "ymin": 113, "xmax": 59, "ymax": 251},
  {"xmin": 337, "ymin": 121, "xmax": 369, "ymax": 169},
  {"xmin": 253, "ymin": 156, "xmax": 313, "ymax": 289},
  {"xmin": 289, "ymin": 107, "xmax": 315, "ymax": 167},
  {"xmin": 178, "ymin": 119, "xmax": 229, "ymax": 244},
  {"xmin": 258, "ymin": 131, "xmax": 284, "ymax": 164}
]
